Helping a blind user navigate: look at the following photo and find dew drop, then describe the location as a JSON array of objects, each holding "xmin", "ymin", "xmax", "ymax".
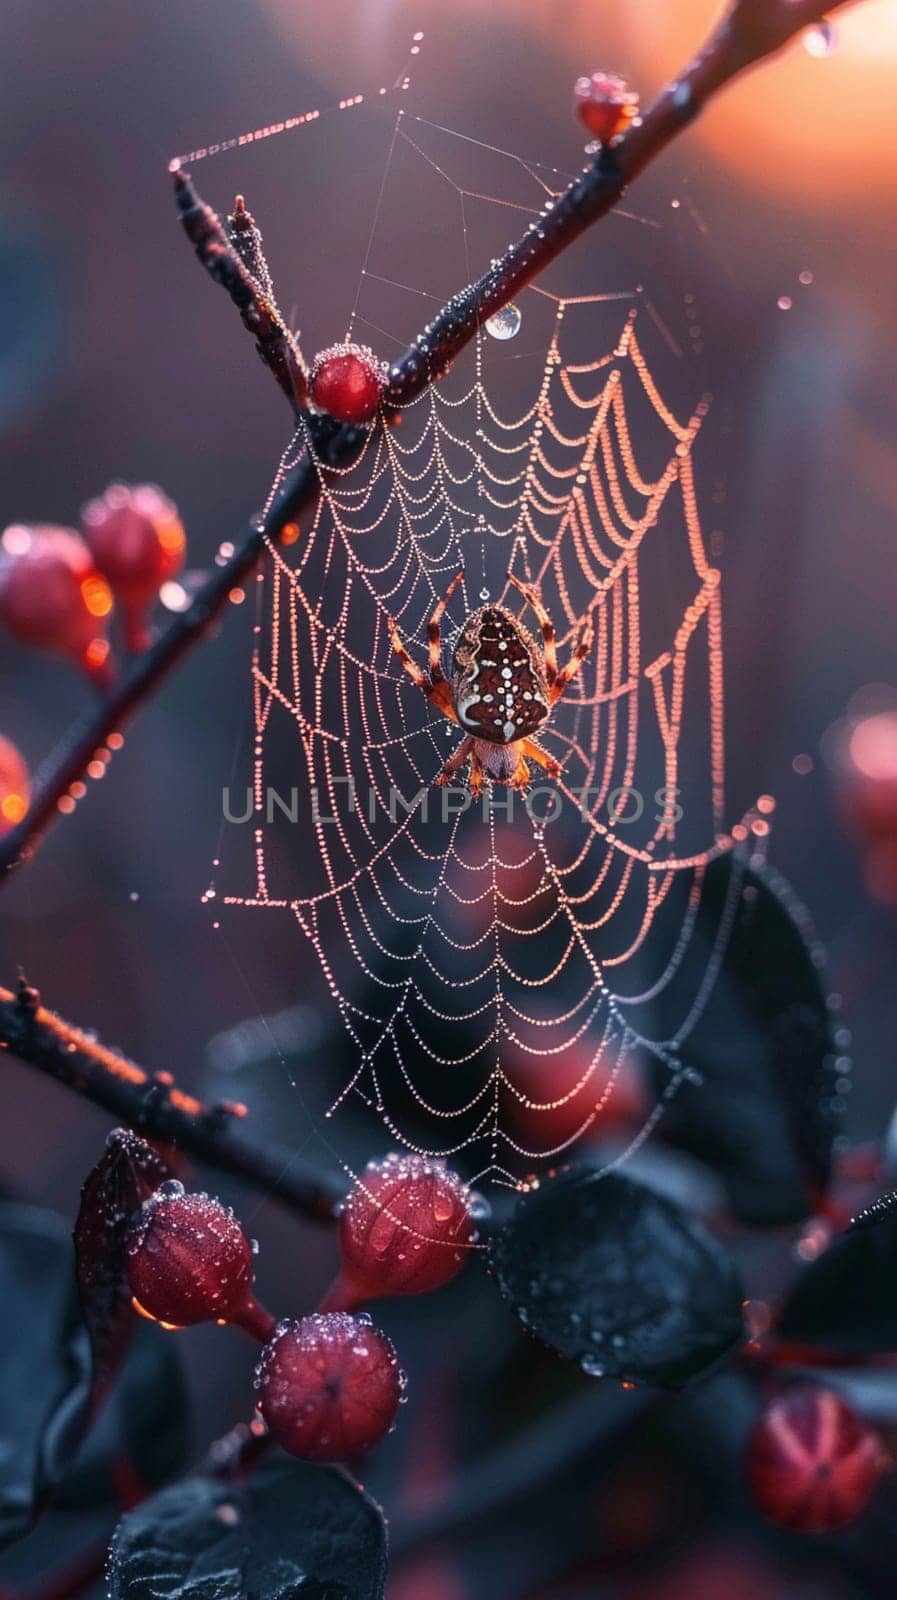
[
  {"xmin": 467, "ymin": 1190, "xmax": 491, "ymax": 1221},
  {"xmin": 485, "ymin": 303, "xmax": 522, "ymax": 342},
  {"xmin": 479, "ymin": 588, "xmax": 490, "ymax": 603},
  {"xmin": 580, "ymin": 1354, "xmax": 606, "ymax": 1377},
  {"xmin": 804, "ymin": 20, "xmax": 838, "ymax": 56}
]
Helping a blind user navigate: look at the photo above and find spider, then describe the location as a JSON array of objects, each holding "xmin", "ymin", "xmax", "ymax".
[{"xmin": 388, "ymin": 570, "xmax": 594, "ymax": 796}]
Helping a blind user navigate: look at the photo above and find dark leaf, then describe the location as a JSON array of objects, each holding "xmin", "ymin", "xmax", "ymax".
[
  {"xmin": 650, "ymin": 854, "xmax": 840, "ymax": 1225},
  {"xmin": 488, "ymin": 1166, "xmax": 744, "ymax": 1388},
  {"xmin": 74, "ymin": 1129, "xmax": 171, "ymax": 1409},
  {"xmin": 58, "ymin": 1318, "xmax": 190, "ymax": 1510},
  {"xmin": 109, "ymin": 1455, "xmax": 387, "ymax": 1600},
  {"xmin": 0, "ymin": 1204, "xmax": 91, "ymax": 1546},
  {"xmin": 778, "ymin": 1191, "xmax": 897, "ymax": 1353}
]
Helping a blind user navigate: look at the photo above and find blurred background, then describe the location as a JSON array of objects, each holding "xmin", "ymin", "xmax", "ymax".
[{"xmin": 1, "ymin": 0, "xmax": 897, "ymax": 1594}]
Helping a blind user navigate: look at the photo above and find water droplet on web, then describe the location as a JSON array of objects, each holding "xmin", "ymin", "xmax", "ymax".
[
  {"xmin": 479, "ymin": 588, "xmax": 490, "ymax": 602},
  {"xmin": 485, "ymin": 304, "xmax": 522, "ymax": 341},
  {"xmin": 804, "ymin": 21, "xmax": 838, "ymax": 57}
]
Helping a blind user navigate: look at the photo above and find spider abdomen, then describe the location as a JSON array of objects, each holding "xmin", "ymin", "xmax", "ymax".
[{"xmin": 452, "ymin": 607, "xmax": 549, "ymax": 746}]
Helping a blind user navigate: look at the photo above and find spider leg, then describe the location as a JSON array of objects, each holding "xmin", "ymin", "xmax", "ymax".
[
  {"xmin": 428, "ymin": 568, "xmax": 465, "ymax": 683},
  {"xmin": 519, "ymin": 738, "xmax": 562, "ymax": 780},
  {"xmin": 550, "ymin": 616, "xmax": 595, "ymax": 703},
  {"xmin": 388, "ymin": 615, "xmax": 459, "ymax": 723},
  {"xmin": 435, "ymin": 734, "xmax": 476, "ymax": 786},
  {"xmin": 506, "ymin": 572, "xmax": 558, "ymax": 683}
]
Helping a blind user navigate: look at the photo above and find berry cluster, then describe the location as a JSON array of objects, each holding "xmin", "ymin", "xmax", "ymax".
[
  {"xmin": 123, "ymin": 1153, "xmax": 479, "ymax": 1464},
  {"xmin": 0, "ymin": 482, "xmax": 186, "ymax": 836},
  {"xmin": 0, "ymin": 482, "xmax": 186, "ymax": 681}
]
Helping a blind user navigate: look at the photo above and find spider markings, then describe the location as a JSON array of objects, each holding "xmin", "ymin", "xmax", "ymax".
[{"xmin": 388, "ymin": 570, "xmax": 594, "ymax": 796}]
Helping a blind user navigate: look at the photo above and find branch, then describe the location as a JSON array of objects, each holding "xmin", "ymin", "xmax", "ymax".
[
  {"xmin": 383, "ymin": 0, "xmax": 859, "ymax": 405},
  {"xmin": 0, "ymin": 979, "xmax": 345, "ymax": 1222},
  {"xmin": 0, "ymin": 0, "xmax": 859, "ymax": 879},
  {"xmin": 173, "ymin": 171, "xmax": 308, "ymax": 413}
]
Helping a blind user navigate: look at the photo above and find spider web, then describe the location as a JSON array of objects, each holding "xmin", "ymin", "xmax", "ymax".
[{"xmin": 206, "ymin": 102, "xmax": 764, "ymax": 1188}]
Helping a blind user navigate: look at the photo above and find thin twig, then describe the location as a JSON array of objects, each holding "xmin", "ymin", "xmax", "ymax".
[
  {"xmin": 0, "ymin": 0, "xmax": 857, "ymax": 880},
  {"xmin": 0, "ymin": 979, "xmax": 345, "ymax": 1221}
]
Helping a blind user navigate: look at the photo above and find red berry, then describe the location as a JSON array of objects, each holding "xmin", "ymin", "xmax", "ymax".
[
  {"xmin": 0, "ymin": 734, "xmax": 30, "ymax": 835},
  {"xmin": 309, "ymin": 344, "xmax": 386, "ymax": 425},
  {"xmin": 337, "ymin": 1154, "xmax": 477, "ymax": 1303},
  {"xmin": 746, "ymin": 1388, "xmax": 888, "ymax": 1533},
  {"xmin": 126, "ymin": 1181, "xmax": 256, "ymax": 1329},
  {"xmin": 81, "ymin": 483, "xmax": 185, "ymax": 653},
  {"xmin": 256, "ymin": 1313, "xmax": 402, "ymax": 1462},
  {"xmin": 573, "ymin": 72, "xmax": 640, "ymax": 144},
  {"xmin": 0, "ymin": 525, "xmax": 113, "ymax": 683}
]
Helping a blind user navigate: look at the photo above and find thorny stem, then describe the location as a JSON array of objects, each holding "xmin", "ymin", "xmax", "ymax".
[
  {"xmin": 0, "ymin": 0, "xmax": 859, "ymax": 881},
  {"xmin": 0, "ymin": 979, "xmax": 346, "ymax": 1222}
]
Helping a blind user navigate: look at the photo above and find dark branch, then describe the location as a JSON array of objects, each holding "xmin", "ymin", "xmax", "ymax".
[
  {"xmin": 0, "ymin": 0, "xmax": 860, "ymax": 880},
  {"xmin": 0, "ymin": 979, "xmax": 345, "ymax": 1222},
  {"xmin": 383, "ymin": 0, "xmax": 859, "ymax": 405},
  {"xmin": 173, "ymin": 168, "xmax": 308, "ymax": 414}
]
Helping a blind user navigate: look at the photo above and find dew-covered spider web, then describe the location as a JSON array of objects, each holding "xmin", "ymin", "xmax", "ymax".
[{"xmin": 194, "ymin": 77, "xmax": 766, "ymax": 1188}]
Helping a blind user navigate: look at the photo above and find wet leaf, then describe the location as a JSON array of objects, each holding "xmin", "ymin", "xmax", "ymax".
[
  {"xmin": 109, "ymin": 1455, "xmax": 387, "ymax": 1600},
  {"xmin": 778, "ymin": 1191, "xmax": 897, "ymax": 1353},
  {"xmin": 0, "ymin": 1204, "xmax": 91, "ymax": 1546},
  {"xmin": 488, "ymin": 1166, "xmax": 744, "ymax": 1388},
  {"xmin": 74, "ymin": 1129, "xmax": 171, "ymax": 1408},
  {"xmin": 650, "ymin": 854, "xmax": 840, "ymax": 1225}
]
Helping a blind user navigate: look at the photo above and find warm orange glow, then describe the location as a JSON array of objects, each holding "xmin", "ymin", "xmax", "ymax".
[
  {"xmin": 280, "ymin": 521, "xmax": 301, "ymax": 546},
  {"xmin": 158, "ymin": 516, "xmax": 187, "ymax": 555},
  {"xmin": 132, "ymin": 1296, "xmax": 182, "ymax": 1331},
  {"xmin": 81, "ymin": 574, "xmax": 113, "ymax": 618},
  {"xmin": 57, "ymin": 796, "xmax": 76, "ymax": 814},
  {"xmin": 0, "ymin": 793, "xmax": 27, "ymax": 824},
  {"xmin": 87, "ymin": 759, "xmax": 105, "ymax": 779},
  {"xmin": 612, "ymin": 0, "xmax": 897, "ymax": 209},
  {"xmin": 229, "ymin": 586, "xmax": 246, "ymax": 604},
  {"xmin": 84, "ymin": 637, "xmax": 111, "ymax": 671},
  {"xmin": 107, "ymin": 731, "xmax": 125, "ymax": 750}
]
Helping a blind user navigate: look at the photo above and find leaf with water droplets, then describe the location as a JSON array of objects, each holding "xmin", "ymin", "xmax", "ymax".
[
  {"xmin": 109, "ymin": 1455, "xmax": 387, "ymax": 1599},
  {"xmin": 489, "ymin": 1167, "xmax": 744, "ymax": 1388},
  {"xmin": 74, "ymin": 1129, "xmax": 172, "ymax": 1409},
  {"xmin": 777, "ymin": 1191, "xmax": 897, "ymax": 1354},
  {"xmin": 647, "ymin": 855, "xmax": 841, "ymax": 1225}
]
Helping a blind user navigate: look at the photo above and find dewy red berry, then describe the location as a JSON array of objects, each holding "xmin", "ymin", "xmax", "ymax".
[
  {"xmin": 81, "ymin": 483, "xmax": 186, "ymax": 652},
  {"xmin": 746, "ymin": 1387, "xmax": 889, "ymax": 1533},
  {"xmin": 309, "ymin": 343, "xmax": 386, "ymax": 425},
  {"xmin": 256, "ymin": 1313, "xmax": 403, "ymax": 1462},
  {"xmin": 0, "ymin": 524, "xmax": 113, "ymax": 683},
  {"xmin": 126, "ymin": 1181, "xmax": 270, "ymax": 1335},
  {"xmin": 573, "ymin": 71, "xmax": 640, "ymax": 145},
  {"xmin": 333, "ymin": 1153, "xmax": 478, "ymax": 1305}
]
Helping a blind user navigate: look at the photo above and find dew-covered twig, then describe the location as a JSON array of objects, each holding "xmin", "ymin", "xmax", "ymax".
[{"xmin": 0, "ymin": 979, "xmax": 346, "ymax": 1222}]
